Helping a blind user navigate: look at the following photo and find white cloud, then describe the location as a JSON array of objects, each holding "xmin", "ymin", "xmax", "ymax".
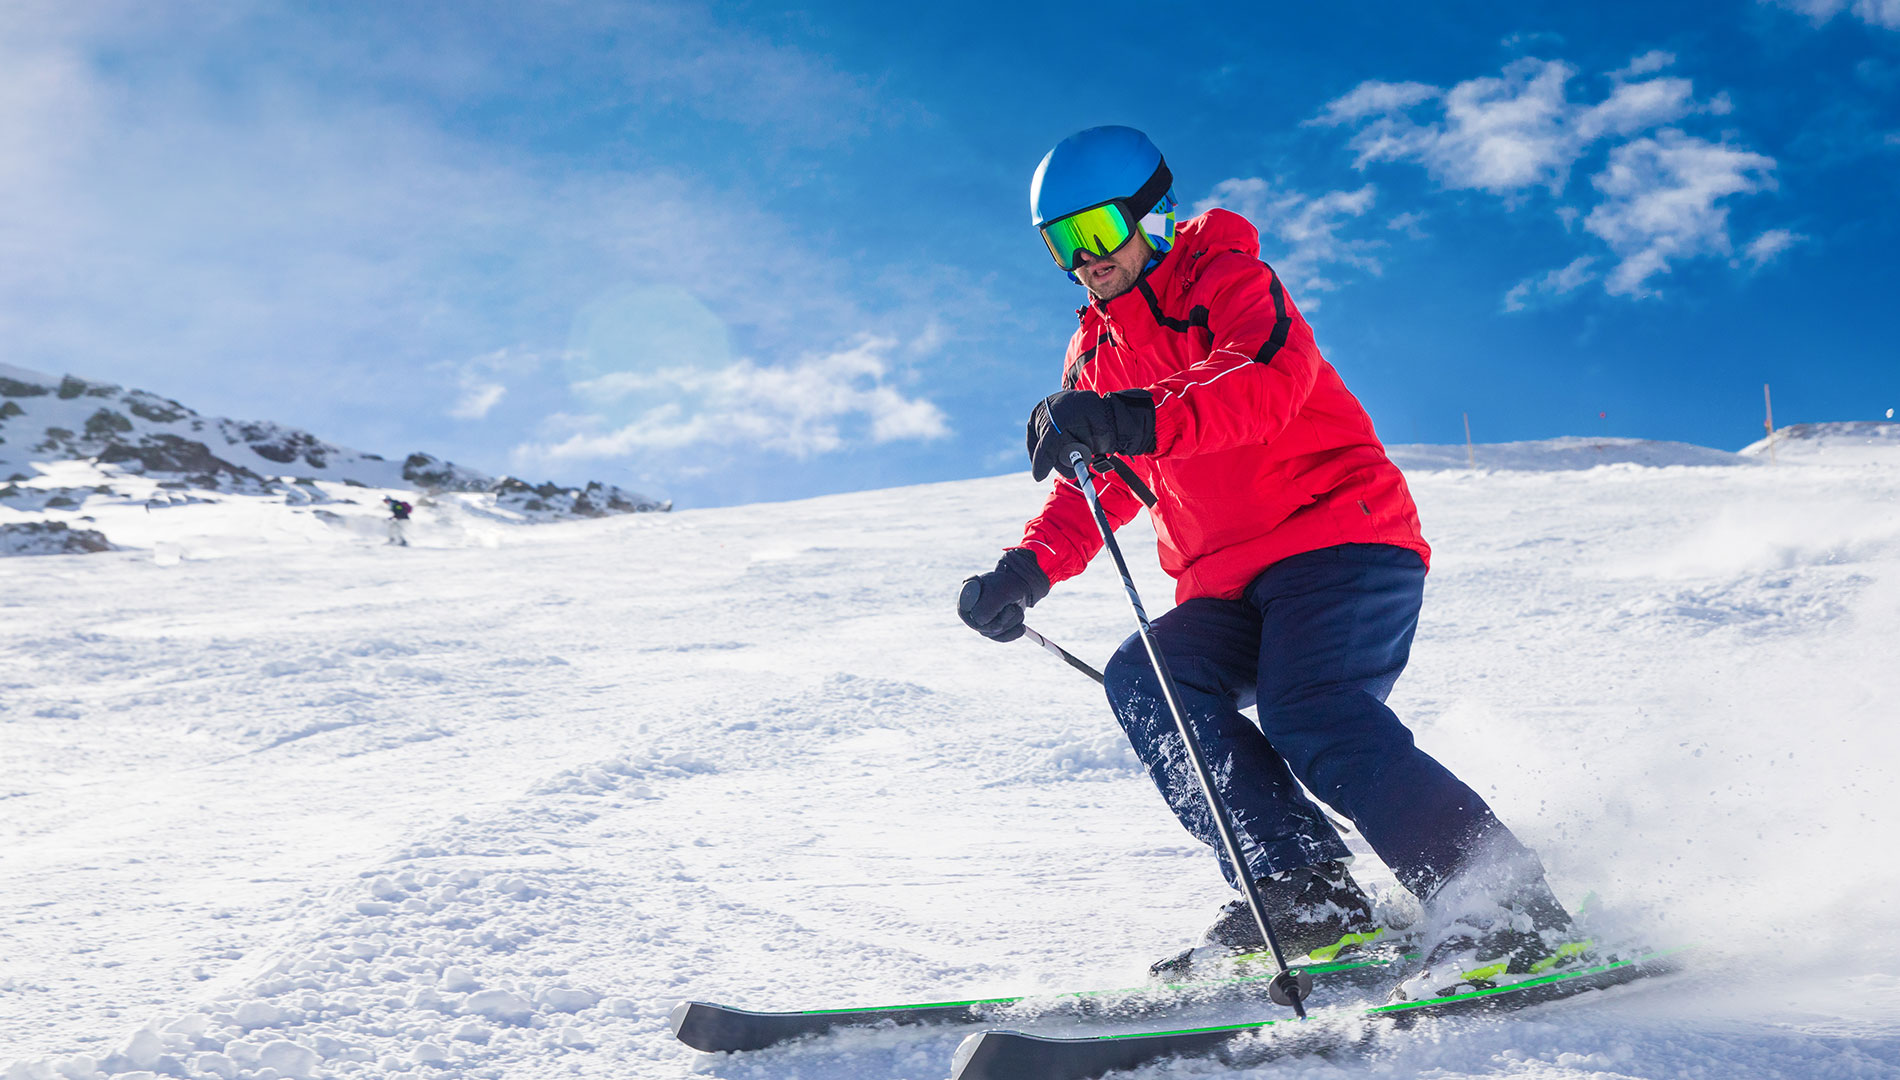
[
  {"xmin": 1317, "ymin": 54, "xmax": 1777, "ymax": 302},
  {"xmin": 1743, "ymin": 228, "xmax": 1808, "ymax": 266},
  {"xmin": 1503, "ymin": 256, "xmax": 1598, "ymax": 311},
  {"xmin": 1863, "ymin": 0, "xmax": 1900, "ymax": 28},
  {"xmin": 514, "ymin": 336, "xmax": 948, "ymax": 466},
  {"xmin": 1574, "ymin": 77, "xmax": 1698, "ymax": 142},
  {"xmin": 1319, "ymin": 59, "xmax": 1581, "ymax": 194},
  {"xmin": 1387, "ymin": 210, "xmax": 1429, "ymax": 238},
  {"xmin": 450, "ymin": 382, "xmax": 506, "ymax": 420},
  {"xmin": 1193, "ymin": 180, "xmax": 1381, "ymax": 295},
  {"xmin": 1767, "ymin": 0, "xmax": 1900, "ymax": 28},
  {"xmin": 1584, "ymin": 132, "xmax": 1777, "ymax": 296},
  {"xmin": 1611, "ymin": 51, "xmax": 1677, "ymax": 80},
  {"xmin": 1317, "ymin": 57, "xmax": 1714, "ymax": 196},
  {"xmin": 441, "ymin": 346, "xmax": 552, "ymax": 420},
  {"xmin": 1312, "ymin": 81, "xmax": 1440, "ymax": 126}
]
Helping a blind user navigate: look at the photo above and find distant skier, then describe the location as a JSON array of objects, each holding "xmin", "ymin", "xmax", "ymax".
[
  {"xmin": 957, "ymin": 126, "xmax": 1581, "ymax": 1000},
  {"xmin": 383, "ymin": 495, "xmax": 412, "ymax": 547}
]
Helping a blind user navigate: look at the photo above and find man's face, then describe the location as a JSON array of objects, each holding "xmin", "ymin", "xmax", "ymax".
[{"xmin": 1074, "ymin": 230, "xmax": 1151, "ymax": 301}]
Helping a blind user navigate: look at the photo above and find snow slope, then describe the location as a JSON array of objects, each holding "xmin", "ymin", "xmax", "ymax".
[{"xmin": 3, "ymin": 427, "xmax": 1898, "ymax": 1080}]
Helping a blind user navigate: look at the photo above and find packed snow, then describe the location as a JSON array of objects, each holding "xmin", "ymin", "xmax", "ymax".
[{"xmin": 3, "ymin": 423, "xmax": 1899, "ymax": 1079}]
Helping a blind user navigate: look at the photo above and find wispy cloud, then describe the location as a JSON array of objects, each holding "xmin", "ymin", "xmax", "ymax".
[
  {"xmin": 514, "ymin": 336, "xmax": 947, "ymax": 468},
  {"xmin": 450, "ymin": 382, "xmax": 506, "ymax": 421},
  {"xmin": 1193, "ymin": 180, "xmax": 1381, "ymax": 295},
  {"xmin": 1610, "ymin": 50, "xmax": 1678, "ymax": 80},
  {"xmin": 1766, "ymin": 0, "xmax": 1900, "ymax": 29},
  {"xmin": 1387, "ymin": 210, "xmax": 1429, "ymax": 238},
  {"xmin": 1742, "ymin": 228, "xmax": 1809, "ymax": 266},
  {"xmin": 1313, "ymin": 81, "xmax": 1440, "ymax": 127},
  {"xmin": 440, "ymin": 347, "xmax": 549, "ymax": 421},
  {"xmin": 1321, "ymin": 60, "xmax": 1581, "ymax": 195},
  {"xmin": 1315, "ymin": 57, "xmax": 1713, "ymax": 196},
  {"xmin": 1503, "ymin": 256, "xmax": 1599, "ymax": 311},
  {"xmin": 1585, "ymin": 132, "xmax": 1776, "ymax": 295},
  {"xmin": 1316, "ymin": 53, "xmax": 1778, "ymax": 301}
]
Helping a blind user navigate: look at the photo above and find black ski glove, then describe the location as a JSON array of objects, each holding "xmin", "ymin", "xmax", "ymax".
[
  {"xmin": 957, "ymin": 548, "xmax": 1052, "ymax": 643},
  {"xmin": 1026, "ymin": 389, "xmax": 1158, "ymax": 482}
]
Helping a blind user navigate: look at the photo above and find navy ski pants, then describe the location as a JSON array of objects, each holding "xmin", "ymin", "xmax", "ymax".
[{"xmin": 1104, "ymin": 543, "xmax": 1526, "ymax": 899}]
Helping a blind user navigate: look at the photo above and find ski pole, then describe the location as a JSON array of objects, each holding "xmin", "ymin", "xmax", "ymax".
[
  {"xmin": 1022, "ymin": 620, "xmax": 1357, "ymax": 836},
  {"xmin": 1021, "ymin": 625, "xmax": 1105, "ymax": 685},
  {"xmin": 1064, "ymin": 449, "xmax": 1312, "ymax": 1016}
]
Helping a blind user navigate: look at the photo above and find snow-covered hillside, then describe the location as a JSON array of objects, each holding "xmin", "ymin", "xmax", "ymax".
[
  {"xmin": 1, "ymin": 364, "xmax": 667, "ymax": 558},
  {"xmin": 3, "ymin": 424, "xmax": 1899, "ymax": 1079},
  {"xmin": 1742, "ymin": 420, "xmax": 1900, "ymax": 466}
]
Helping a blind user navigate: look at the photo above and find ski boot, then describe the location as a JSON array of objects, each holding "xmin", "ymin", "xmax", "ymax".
[
  {"xmin": 1151, "ymin": 860, "xmax": 1392, "ymax": 980},
  {"xmin": 1387, "ymin": 873, "xmax": 1592, "ymax": 1003}
]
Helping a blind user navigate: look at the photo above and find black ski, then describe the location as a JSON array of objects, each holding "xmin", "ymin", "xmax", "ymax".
[
  {"xmin": 669, "ymin": 952, "xmax": 1401, "ymax": 1053},
  {"xmin": 949, "ymin": 946, "xmax": 1688, "ymax": 1080}
]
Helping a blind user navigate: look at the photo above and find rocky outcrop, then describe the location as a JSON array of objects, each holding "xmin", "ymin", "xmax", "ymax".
[
  {"xmin": 0, "ymin": 520, "xmax": 114, "ymax": 556},
  {"xmin": 0, "ymin": 365, "xmax": 669, "ymax": 519}
]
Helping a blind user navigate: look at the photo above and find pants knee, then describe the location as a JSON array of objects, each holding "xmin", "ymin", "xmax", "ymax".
[{"xmin": 1103, "ymin": 637, "xmax": 1158, "ymax": 728}]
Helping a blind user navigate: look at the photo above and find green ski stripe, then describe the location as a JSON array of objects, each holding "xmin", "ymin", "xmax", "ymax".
[
  {"xmin": 1368, "ymin": 945, "xmax": 1693, "ymax": 1015},
  {"xmin": 1070, "ymin": 947, "xmax": 1688, "ymax": 1041},
  {"xmin": 792, "ymin": 954, "xmax": 1402, "ymax": 1017}
]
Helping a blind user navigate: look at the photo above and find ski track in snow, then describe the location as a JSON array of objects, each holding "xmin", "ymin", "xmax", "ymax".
[{"xmin": 4, "ymin": 443, "xmax": 1900, "ymax": 1079}]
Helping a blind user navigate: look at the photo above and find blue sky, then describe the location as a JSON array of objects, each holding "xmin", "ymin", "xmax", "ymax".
[{"xmin": 2, "ymin": 1, "xmax": 1895, "ymax": 507}]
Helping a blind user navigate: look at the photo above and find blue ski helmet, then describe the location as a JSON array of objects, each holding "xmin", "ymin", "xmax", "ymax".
[{"xmin": 1030, "ymin": 125, "xmax": 1177, "ymax": 268}]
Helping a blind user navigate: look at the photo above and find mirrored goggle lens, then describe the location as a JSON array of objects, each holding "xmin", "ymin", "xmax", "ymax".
[{"xmin": 1040, "ymin": 203, "xmax": 1136, "ymax": 271}]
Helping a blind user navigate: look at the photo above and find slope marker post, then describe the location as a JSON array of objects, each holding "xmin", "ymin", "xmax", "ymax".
[{"xmin": 1763, "ymin": 383, "xmax": 1777, "ymax": 465}]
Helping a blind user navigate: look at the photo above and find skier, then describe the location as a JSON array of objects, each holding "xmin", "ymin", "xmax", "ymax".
[
  {"xmin": 957, "ymin": 126, "xmax": 1582, "ymax": 1001},
  {"xmin": 383, "ymin": 495, "xmax": 412, "ymax": 547}
]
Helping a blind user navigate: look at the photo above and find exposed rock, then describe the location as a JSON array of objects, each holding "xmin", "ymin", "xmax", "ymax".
[
  {"xmin": 0, "ymin": 521, "xmax": 114, "ymax": 556},
  {"xmin": 58, "ymin": 374, "xmax": 119, "ymax": 399},
  {"xmin": 222, "ymin": 419, "xmax": 332, "ymax": 470},
  {"xmin": 125, "ymin": 391, "xmax": 189, "ymax": 423},
  {"xmin": 96, "ymin": 433, "xmax": 269, "ymax": 490},
  {"xmin": 0, "ymin": 376, "xmax": 50, "ymax": 397},
  {"xmin": 403, "ymin": 452, "xmax": 490, "ymax": 493},
  {"xmin": 85, "ymin": 408, "xmax": 134, "ymax": 439}
]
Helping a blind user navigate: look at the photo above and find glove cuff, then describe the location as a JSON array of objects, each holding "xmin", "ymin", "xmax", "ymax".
[
  {"xmin": 1105, "ymin": 389, "xmax": 1157, "ymax": 456},
  {"xmin": 997, "ymin": 547, "xmax": 1052, "ymax": 607}
]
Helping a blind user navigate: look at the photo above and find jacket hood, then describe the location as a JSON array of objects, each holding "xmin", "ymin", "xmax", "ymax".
[{"xmin": 1166, "ymin": 207, "xmax": 1262, "ymax": 264}]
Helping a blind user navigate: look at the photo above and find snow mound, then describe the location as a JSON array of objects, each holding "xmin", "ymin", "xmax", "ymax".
[
  {"xmin": 1742, "ymin": 420, "xmax": 1900, "ymax": 465},
  {"xmin": 1388, "ymin": 435, "xmax": 1752, "ymax": 471}
]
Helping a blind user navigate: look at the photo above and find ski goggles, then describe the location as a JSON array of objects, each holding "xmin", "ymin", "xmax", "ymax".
[{"xmin": 1040, "ymin": 200, "xmax": 1146, "ymax": 272}]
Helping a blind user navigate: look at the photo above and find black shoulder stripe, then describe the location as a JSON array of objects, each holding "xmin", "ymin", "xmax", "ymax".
[
  {"xmin": 1063, "ymin": 331, "xmax": 1106, "ymax": 389},
  {"xmin": 1252, "ymin": 262, "xmax": 1292, "ymax": 366}
]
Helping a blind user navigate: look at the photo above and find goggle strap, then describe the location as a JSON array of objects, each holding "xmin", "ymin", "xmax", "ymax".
[{"xmin": 1128, "ymin": 158, "xmax": 1173, "ymax": 222}]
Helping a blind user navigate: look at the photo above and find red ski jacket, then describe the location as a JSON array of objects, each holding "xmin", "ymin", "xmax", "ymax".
[{"xmin": 1015, "ymin": 208, "xmax": 1429, "ymax": 604}]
